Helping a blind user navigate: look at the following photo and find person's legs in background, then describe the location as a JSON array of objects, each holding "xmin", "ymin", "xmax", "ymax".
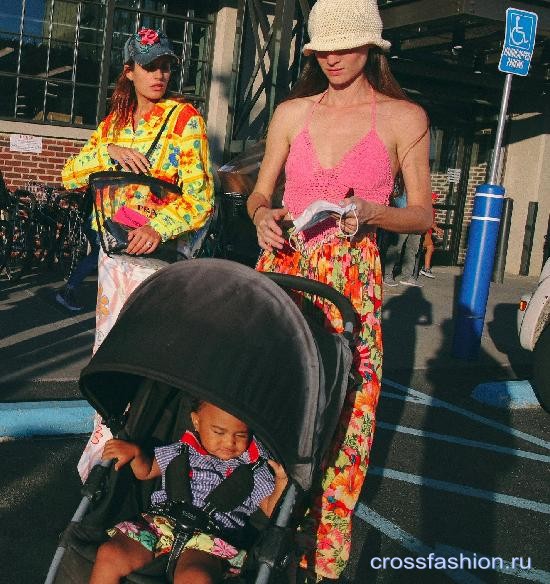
[
  {"xmin": 398, "ymin": 232, "xmax": 423, "ymax": 287},
  {"xmin": 420, "ymin": 231, "xmax": 435, "ymax": 278},
  {"xmin": 56, "ymin": 217, "xmax": 100, "ymax": 311},
  {"xmin": 382, "ymin": 231, "xmax": 408, "ymax": 287}
]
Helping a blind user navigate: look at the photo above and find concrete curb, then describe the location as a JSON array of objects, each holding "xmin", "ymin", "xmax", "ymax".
[{"xmin": 0, "ymin": 400, "xmax": 94, "ymax": 438}]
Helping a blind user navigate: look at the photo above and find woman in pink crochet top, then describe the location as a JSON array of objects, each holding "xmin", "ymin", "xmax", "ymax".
[{"xmin": 246, "ymin": 0, "xmax": 432, "ymax": 580}]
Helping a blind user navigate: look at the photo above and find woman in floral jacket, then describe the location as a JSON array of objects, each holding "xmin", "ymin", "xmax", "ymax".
[{"xmin": 62, "ymin": 28, "xmax": 214, "ymax": 481}]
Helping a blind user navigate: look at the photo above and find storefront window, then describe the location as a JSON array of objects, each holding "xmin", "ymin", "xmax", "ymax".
[{"xmin": 0, "ymin": 0, "xmax": 214, "ymax": 127}]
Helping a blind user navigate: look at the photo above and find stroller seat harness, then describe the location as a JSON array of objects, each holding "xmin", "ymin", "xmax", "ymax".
[{"xmin": 149, "ymin": 431, "xmax": 268, "ymax": 579}]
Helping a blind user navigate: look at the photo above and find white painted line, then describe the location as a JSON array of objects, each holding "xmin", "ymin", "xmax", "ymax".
[
  {"xmin": 435, "ymin": 544, "xmax": 550, "ymax": 583},
  {"xmin": 382, "ymin": 378, "xmax": 550, "ymax": 451},
  {"xmin": 376, "ymin": 422, "xmax": 550, "ymax": 463},
  {"xmin": 354, "ymin": 504, "xmax": 485, "ymax": 584},
  {"xmin": 381, "ymin": 391, "xmax": 431, "ymax": 405},
  {"xmin": 474, "ymin": 193, "xmax": 505, "ymax": 199},
  {"xmin": 368, "ymin": 466, "xmax": 550, "ymax": 514}
]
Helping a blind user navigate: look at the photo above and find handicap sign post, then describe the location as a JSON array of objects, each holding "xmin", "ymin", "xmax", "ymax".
[{"xmin": 452, "ymin": 8, "xmax": 538, "ymax": 359}]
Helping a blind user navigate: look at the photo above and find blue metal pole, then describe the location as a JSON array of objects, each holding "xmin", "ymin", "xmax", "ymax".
[
  {"xmin": 452, "ymin": 184, "xmax": 505, "ymax": 359},
  {"xmin": 452, "ymin": 73, "xmax": 513, "ymax": 360}
]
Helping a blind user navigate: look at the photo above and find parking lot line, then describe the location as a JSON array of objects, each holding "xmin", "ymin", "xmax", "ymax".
[
  {"xmin": 376, "ymin": 421, "xmax": 550, "ymax": 463},
  {"xmin": 354, "ymin": 504, "xmax": 486, "ymax": 584},
  {"xmin": 434, "ymin": 544, "xmax": 550, "ymax": 582},
  {"xmin": 369, "ymin": 466, "xmax": 550, "ymax": 514},
  {"xmin": 382, "ymin": 378, "xmax": 550, "ymax": 450}
]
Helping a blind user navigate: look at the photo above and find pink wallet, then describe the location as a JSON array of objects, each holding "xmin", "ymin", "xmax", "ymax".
[{"xmin": 112, "ymin": 206, "xmax": 148, "ymax": 228}]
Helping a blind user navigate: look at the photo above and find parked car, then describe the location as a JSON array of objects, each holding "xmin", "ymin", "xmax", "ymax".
[{"xmin": 517, "ymin": 256, "xmax": 550, "ymax": 412}]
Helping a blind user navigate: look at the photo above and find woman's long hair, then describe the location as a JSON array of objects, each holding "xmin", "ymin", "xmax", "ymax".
[
  {"xmin": 109, "ymin": 65, "xmax": 137, "ymax": 138},
  {"xmin": 286, "ymin": 47, "xmax": 408, "ymax": 101}
]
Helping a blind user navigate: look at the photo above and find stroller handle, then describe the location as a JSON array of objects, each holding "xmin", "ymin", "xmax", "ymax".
[{"xmin": 263, "ymin": 273, "xmax": 356, "ymax": 335}]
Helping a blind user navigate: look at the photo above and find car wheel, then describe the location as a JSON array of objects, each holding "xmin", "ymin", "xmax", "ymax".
[{"xmin": 533, "ymin": 324, "xmax": 550, "ymax": 413}]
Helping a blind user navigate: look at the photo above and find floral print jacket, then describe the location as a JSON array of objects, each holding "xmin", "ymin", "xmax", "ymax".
[{"xmin": 61, "ymin": 99, "xmax": 214, "ymax": 242}]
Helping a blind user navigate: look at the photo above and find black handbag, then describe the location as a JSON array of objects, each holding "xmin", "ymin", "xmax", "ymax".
[{"xmin": 91, "ymin": 105, "xmax": 182, "ymax": 262}]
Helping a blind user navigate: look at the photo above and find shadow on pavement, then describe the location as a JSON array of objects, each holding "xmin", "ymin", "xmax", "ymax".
[
  {"xmin": 422, "ymin": 318, "xmax": 513, "ymax": 583},
  {"xmin": 0, "ymin": 270, "xmax": 96, "ymax": 400},
  {"xmin": 344, "ymin": 285, "xmax": 433, "ymax": 582},
  {"xmin": 487, "ymin": 302, "xmax": 532, "ymax": 380},
  {"xmin": 0, "ymin": 435, "xmax": 86, "ymax": 584}
]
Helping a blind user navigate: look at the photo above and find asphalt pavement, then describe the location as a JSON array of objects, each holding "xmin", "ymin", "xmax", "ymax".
[
  {"xmin": 0, "ymin": 262, "xmax": 538, "ymax": 403},
  {"xmin": 1, "ymin": 262, "xmax": 549, "ymax": 584}
]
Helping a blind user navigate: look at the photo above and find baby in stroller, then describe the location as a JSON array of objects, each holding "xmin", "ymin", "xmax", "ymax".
[{"xmin": 90, "ymin": 399, "xmax": 287, "ymax": 584}]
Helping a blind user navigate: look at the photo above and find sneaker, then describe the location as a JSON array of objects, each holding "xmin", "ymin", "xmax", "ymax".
[
  {"xmin": 399, "ymin": 277, "xmax": 423, "ymax": 288},
  {"xmin": 420, "ymin": 268, "xmax": 435, "ymax": 278},
  {"xmin": 383, "ymin": 277, "xmax": 399, "ymax": 287},
  {"xmin": 55, "ymin": 286, "xmax": 83, "ymax": 311}
]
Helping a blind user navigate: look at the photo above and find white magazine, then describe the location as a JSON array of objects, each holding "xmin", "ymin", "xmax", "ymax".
[{"xmin": 291, "ymin": 200, "xmax": 357, "ymax": 234}]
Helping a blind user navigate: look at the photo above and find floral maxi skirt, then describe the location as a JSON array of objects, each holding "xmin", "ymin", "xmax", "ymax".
[{"xmin": 256, "ymin": 234, "xmax": 383, "ymax": 580}]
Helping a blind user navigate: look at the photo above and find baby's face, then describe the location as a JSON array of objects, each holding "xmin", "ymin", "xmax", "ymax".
[{"xmin": 191, "ymin": 403, "xmax": 250, "ymax": 461}]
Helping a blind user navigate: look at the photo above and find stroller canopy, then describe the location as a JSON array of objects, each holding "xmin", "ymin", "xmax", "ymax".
[{"xmin": 80, "ymin": 259, "xmax": 353, "ymax": 491}]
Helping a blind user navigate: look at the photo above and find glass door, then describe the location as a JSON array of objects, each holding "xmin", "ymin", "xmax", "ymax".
[{"xmin": 429, "ymin": 126, "xmax": 473, "ymax": 266}]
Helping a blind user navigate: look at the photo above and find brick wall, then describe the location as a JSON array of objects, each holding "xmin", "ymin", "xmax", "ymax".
[
  {"xmin": 459, "ymin": 162, "xmax": 488, "ymax": 264},
  {"xmin": 428, "ymin": 163, "xmax": 488, "ymax": 265},
  {"xmin": 0, "ymin": 133, "xmax": 86, "ymax": 191}
]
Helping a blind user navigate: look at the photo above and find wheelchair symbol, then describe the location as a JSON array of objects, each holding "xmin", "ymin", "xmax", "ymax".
[{"xmin": 510, "ymin": 15, "xmax": 531, "ymax": 48}]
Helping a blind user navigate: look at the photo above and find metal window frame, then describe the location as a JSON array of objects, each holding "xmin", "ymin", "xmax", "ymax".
[
  {"xmin": 0, "ymin": 0, "xmax": 215, "ymax": 128},
  {"xmin": 224, "ymin": 0, "xmax": 310, "ymax": 159}
]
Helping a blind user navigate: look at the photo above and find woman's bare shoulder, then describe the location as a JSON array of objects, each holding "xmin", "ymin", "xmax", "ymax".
[
  {"xmin": 271, "ymin": 96, "xmax": 319, "ymax": 139},
  {"xmin": 378, "ymin": 96, "xmax": 426, "ymax": 119},
  {"xmin": 379, "ymin": 97, "xmax": 428, "ymax": 140}
]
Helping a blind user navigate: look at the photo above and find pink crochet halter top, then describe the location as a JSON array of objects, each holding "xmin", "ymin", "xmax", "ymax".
[{"xmin": 284, "ymin": 88, "xmax": 393, "ymax": 250}]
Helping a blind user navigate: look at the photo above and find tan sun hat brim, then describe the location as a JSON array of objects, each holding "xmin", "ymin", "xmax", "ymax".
[{"xmin": 303, "ymin": 35, "xmax": 391, "ymax": 56}]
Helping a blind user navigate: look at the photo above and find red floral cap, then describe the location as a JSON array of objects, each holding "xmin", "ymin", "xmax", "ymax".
[
  {"xmin": 123, "ymin": 28, "xmax": 178, "ymax": 66},
  {"xmin": 138, "ymin": 29, "xmax": 160, "ymax": 46}
]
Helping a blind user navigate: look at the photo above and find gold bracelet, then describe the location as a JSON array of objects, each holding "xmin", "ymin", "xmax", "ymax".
[{"xmin": 251, "ymin": 204, "xmax": 268, "ymax": 223}]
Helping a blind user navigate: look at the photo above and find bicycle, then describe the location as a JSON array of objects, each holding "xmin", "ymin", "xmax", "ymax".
[
  {"xmin": 0, "ymin": 175, "xmax": 89, "ymax": 282},
  {"xmin": 0, "ymin": 179, "xmax": 36, "ymax": 281},
  {"xmin": 55, "ymin": 190, "xmax": 89, "ymax": 280}
]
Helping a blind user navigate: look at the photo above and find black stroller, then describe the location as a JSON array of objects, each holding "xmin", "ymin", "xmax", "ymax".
[{"xmin": 45, "ymin": 258, "xmax": 357, "ymax": 584}]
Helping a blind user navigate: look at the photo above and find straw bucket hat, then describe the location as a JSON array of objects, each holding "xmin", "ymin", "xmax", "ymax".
[{"xmin": 303, "ymin": 0, "xmax": 391, "ymax": 56}]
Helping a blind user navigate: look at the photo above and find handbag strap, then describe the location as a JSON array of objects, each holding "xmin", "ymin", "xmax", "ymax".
[
  {"xmin": 112, "ymin": 104, "xmax": 178, "ymax": 171},
  {"xmin": 144, "ymin": 105, "xmax": 178, "ymax": 162}
]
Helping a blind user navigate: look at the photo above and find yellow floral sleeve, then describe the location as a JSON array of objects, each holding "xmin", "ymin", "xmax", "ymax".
[
  {"xmin": 61, "ymin": 120, "xmax": 114, "ymax": 190},
  {"xmin": 148, "ymin": 114, "xmax": 214, "ymax": 241}
]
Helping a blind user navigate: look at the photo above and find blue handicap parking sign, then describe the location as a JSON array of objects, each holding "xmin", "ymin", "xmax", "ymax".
[{"xmin": 499, "ymin": 7, "xmax": 538, "ymax": 76}]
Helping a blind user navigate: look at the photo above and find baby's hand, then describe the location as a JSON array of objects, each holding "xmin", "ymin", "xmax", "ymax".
[
  {"xmin": 267, "ymin": 459, "xmax": 287, "ymax": 481},
  {"xmin": 102, "ymin": 439, "xmax": 139, "ymax": 471}
]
